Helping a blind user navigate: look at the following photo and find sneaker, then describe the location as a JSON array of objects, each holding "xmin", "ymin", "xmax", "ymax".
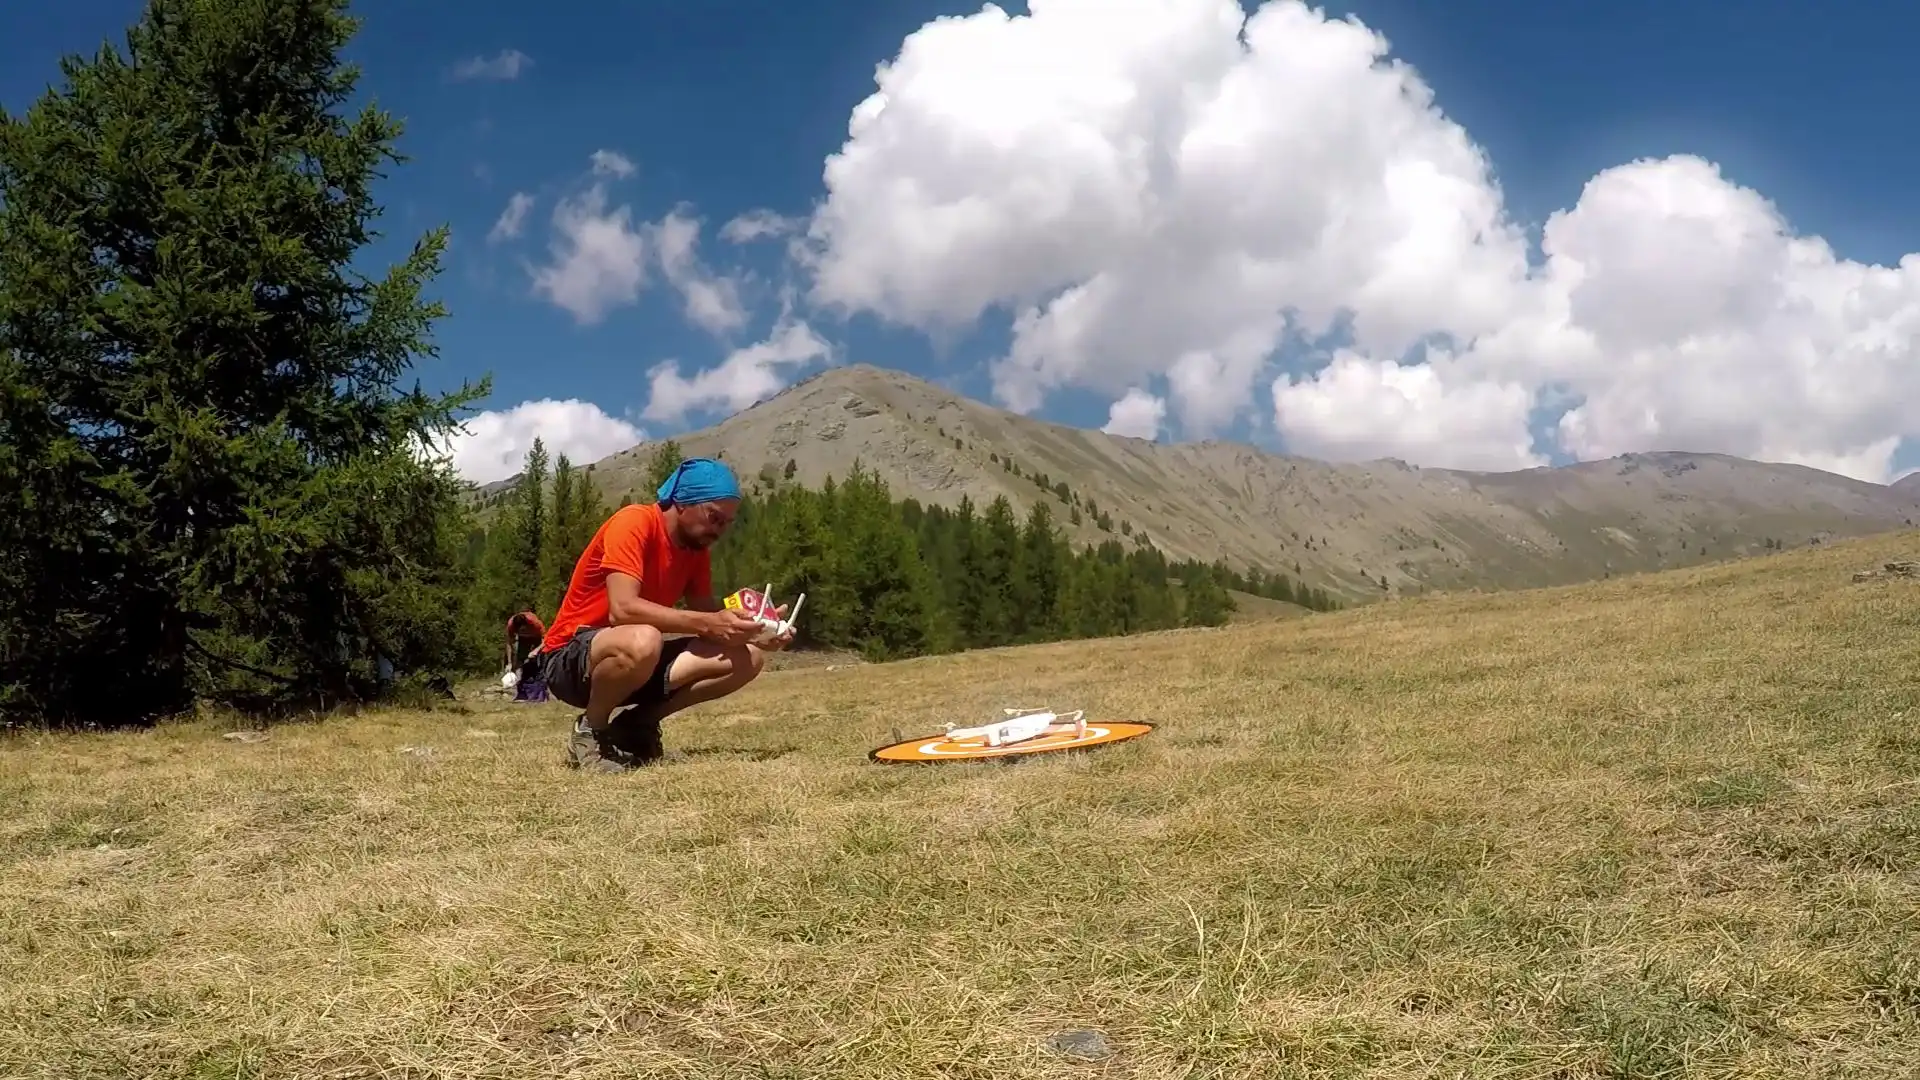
[
  {"xmin": 607, "ymin": 709, "xmax": 670, "ymax": 765},
  {"xmin": 566, "ymin": 715, "xmax": 634, "ymax": 773}
]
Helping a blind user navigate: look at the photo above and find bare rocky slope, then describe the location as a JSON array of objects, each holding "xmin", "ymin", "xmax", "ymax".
[{"xmin": 488, "ymin": 364, "xmax": 1920, "ymax": 603}]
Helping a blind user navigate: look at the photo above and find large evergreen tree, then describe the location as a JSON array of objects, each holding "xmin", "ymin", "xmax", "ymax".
[{"xmin": 0, "ymin": 0, "xmax": 483, "ymax": 725}]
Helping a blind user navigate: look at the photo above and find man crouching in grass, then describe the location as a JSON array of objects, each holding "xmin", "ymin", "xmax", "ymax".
[{"xmin": 532, "ymin": 456, "xmax": 792, "ymax": 772}]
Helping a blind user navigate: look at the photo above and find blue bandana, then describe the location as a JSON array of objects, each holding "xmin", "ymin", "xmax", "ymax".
[{"xmin": 656, "ymin": 456, "xmax": 740, "ymax": 507}]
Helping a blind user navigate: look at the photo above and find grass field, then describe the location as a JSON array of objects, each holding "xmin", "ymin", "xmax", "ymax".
[{"xmin": 6, "ymin": 534, "xmax": 1920, "ymax": 1078}]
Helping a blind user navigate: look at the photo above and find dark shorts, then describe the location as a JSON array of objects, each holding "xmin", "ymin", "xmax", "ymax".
[{"xmin": 538, "ymin": 627, "xmax": 698, "ymax": 712}]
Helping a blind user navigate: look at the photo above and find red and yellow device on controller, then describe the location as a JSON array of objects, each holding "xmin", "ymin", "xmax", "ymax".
[{"xmin": 723, "ymin": 583, "xmax": 804, "ymax": 645}]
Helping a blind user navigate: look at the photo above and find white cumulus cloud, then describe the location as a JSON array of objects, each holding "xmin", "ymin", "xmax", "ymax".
[
  {"xmin": 1102, "ymin": 387, "xmax": 1166, "ymax": 440},
  {"xmin": 488, "ymin": 192, "xmax": 533, "ymax": 242},
  {"xmin": 1523, "ymin": 156, "xmax": 1920, "ymax": 483},
  {"xmin": 450, "ymin": 49, "xmax": 532, "ymax": 82},
  {"xmin": 721, "ymin": 209, "xmax": 804, "ymax": 244},
  {"xmin": 590, "ymin": 149, "xmax": 637, "ymax": 178},
  {"xmin": 1273, "ymin": 350, "xmax": 1543, "ymax": 470},
  {"xmin": 435, "ymin": 400, "xmax": 644, "ymax": 485},
  {"xmin": 529, "ymin": 174, "xmax": 647, "ymax": 325},
  {"xmin": 642, "ymin": 312, "xmax": 833, "ymax": 424},
  {"xmin": 525, "ymin": 156, "xmax": 761, "ymax": 336},
  {"xmin": 797, "ymin": 0, "xmax": 1920, "ymax": 482},
  {"xmin": 648, "ymin": 207, "xmax": 750, "ymax": 336}
]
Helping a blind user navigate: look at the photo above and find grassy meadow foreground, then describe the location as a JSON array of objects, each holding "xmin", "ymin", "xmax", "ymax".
[{"xmin": 7, "ymin": 536, "xmax": 1920, "ymax": 1078}]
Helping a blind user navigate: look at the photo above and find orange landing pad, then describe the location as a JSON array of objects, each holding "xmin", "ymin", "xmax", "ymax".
[{"xmin": 868, "ymin": 721, "xmax": 1155, "ymax": 764}]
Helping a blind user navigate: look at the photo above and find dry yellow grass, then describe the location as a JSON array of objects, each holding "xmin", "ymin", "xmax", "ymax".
[{"xmin": 6, "ymin": 534, "xmax": 1920, "ymax": 1078}]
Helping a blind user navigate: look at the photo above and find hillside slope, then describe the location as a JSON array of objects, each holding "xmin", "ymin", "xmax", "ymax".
[
  {"xmin": 11, "ymin": 533, "xmax": 1920, "ymax": 1075},
  {"xmin": 511, "ymin": 364, "xmax": 1920, "ymax": 601}
]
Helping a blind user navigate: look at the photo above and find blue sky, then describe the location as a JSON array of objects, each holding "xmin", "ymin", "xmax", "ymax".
[{"xmin": 7, "ymin": 0, "xmax": 1919, "ymax": 484}]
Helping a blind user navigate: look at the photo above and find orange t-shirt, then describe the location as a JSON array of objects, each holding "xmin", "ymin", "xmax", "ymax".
[{"xmin": 541, "ymin": 503, "xmax": 712, "ymax": 652}]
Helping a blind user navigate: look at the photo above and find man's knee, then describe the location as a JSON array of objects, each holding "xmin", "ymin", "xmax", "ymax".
[
  {"xmin": 723, "ymin": 643, "xmax": 768, "ymax": 686},
  {"xmin": 593, "ymin": 624, "xmax": 664, "ymax": 670},
  {"xmin": 678, "ymin": 643, "xmax": 765, "ymax": 694},
  {"xmin": 741, "ymin": 644, "xmax": 768, "ymax": 681}
]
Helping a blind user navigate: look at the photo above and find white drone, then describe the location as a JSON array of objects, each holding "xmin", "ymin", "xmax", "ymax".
[
  {"xmin": 940, "ymin": 707, "xmax": 1086, "ymax": 748},
  {"xmin": 741, "ymin": 582, "xmax": 805, "ymax": 646}
]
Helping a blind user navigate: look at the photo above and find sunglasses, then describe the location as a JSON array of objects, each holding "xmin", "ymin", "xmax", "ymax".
[{"xmin": 693, "ymin": 502, "xmax": 736, "ymax": 529}]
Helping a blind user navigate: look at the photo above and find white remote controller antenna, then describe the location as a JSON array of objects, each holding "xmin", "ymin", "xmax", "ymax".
[{"xmin": 748, "ymin": 583, "xmax": 805, "ymax": 645}]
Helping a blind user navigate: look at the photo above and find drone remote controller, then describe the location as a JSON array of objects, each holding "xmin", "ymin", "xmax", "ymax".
[{"xmin": 724, "ymin": 583, "xmax": 806, "ymax": 645}]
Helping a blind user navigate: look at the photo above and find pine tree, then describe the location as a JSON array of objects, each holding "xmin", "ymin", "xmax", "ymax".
[
  {"xmin": 465, "ymin": 440, "xmax": 550, "ymax": 644},
  {"xmin": 1020, "ymin": 501, "xmax": 1063, "ymax": 641},
  {"xmin": 490, "ymin": 439, "xmax": 548, "ymax": 608},
  {"xmin": 762, "ymin": 487, "xmax": 850, "ymax": 647},
  {"xmin": 1182, "ymin": 565, "xmax": 1233, "ymax": 626},
  {"xmin": 979, "ymin": 495, "xmax": 1022, "ymax": 643},
  {"xmin": 641, "ymin": 439, "xmax": 685, "ymax": 499},
  {"xmin": 538, "ymin": 454, "xmax": 577, "ymax": 604},
  {"xmin": 0, "ymin": 0, "xmax": 483, "ymax": 725},
  {"xmin": 830, "ymin": 464, "xmax": 934, "ymax": 659},
  {"xmin": 949, "ymin": 496, "xmax": 990, "ymax": 646},
  {"xmin": 913, "ymin": 506, "xmax": 965, "ymax": 652},
  {"xmin": 1072, "ymin": 555, "xmax": 1124, "ymax": 637},
  {"xmin": 571, "ymin": 466, "xmax": 609, "ymax": 550}
]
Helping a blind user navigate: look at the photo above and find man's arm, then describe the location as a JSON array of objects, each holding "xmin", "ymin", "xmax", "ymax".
[
  {"xmin": 606, "ymin": 571, "xmax": 716, "ymax": 636},
  {"xmin": 596, "ymin": 513, "xmax": 711, "ymax": 635}
]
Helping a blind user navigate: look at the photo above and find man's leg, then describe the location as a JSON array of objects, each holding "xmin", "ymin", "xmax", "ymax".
[
  {"xmin": 615, "ymin": 639, "xmax": 770, "ymax": 740},
  {"xmin": 580, "ymin": 624, "xmax": 665, "ymax": 729},
  {"xmin": 543, "ymin": 625, "xmax": 668, "ymax": 772}
]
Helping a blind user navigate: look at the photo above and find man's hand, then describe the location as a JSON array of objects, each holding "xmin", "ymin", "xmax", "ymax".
[
  {"xmin": 702, "ymin": 607, "xmax": 764, "ymax": 647},
  {"xmin": 759, "ymin": 603, "xmax": 794, "ymax": 652}
]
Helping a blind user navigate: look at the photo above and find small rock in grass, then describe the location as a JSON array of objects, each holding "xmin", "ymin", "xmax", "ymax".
[{"xmin": 1044, "ymin": 1029, "xmax": 1114, "ymax": 1062}]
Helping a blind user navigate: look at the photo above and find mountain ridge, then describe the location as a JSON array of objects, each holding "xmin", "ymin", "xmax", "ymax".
[{"xmin": 478, "ymin": 363, "xmax": 1920, "ymax": 602}]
